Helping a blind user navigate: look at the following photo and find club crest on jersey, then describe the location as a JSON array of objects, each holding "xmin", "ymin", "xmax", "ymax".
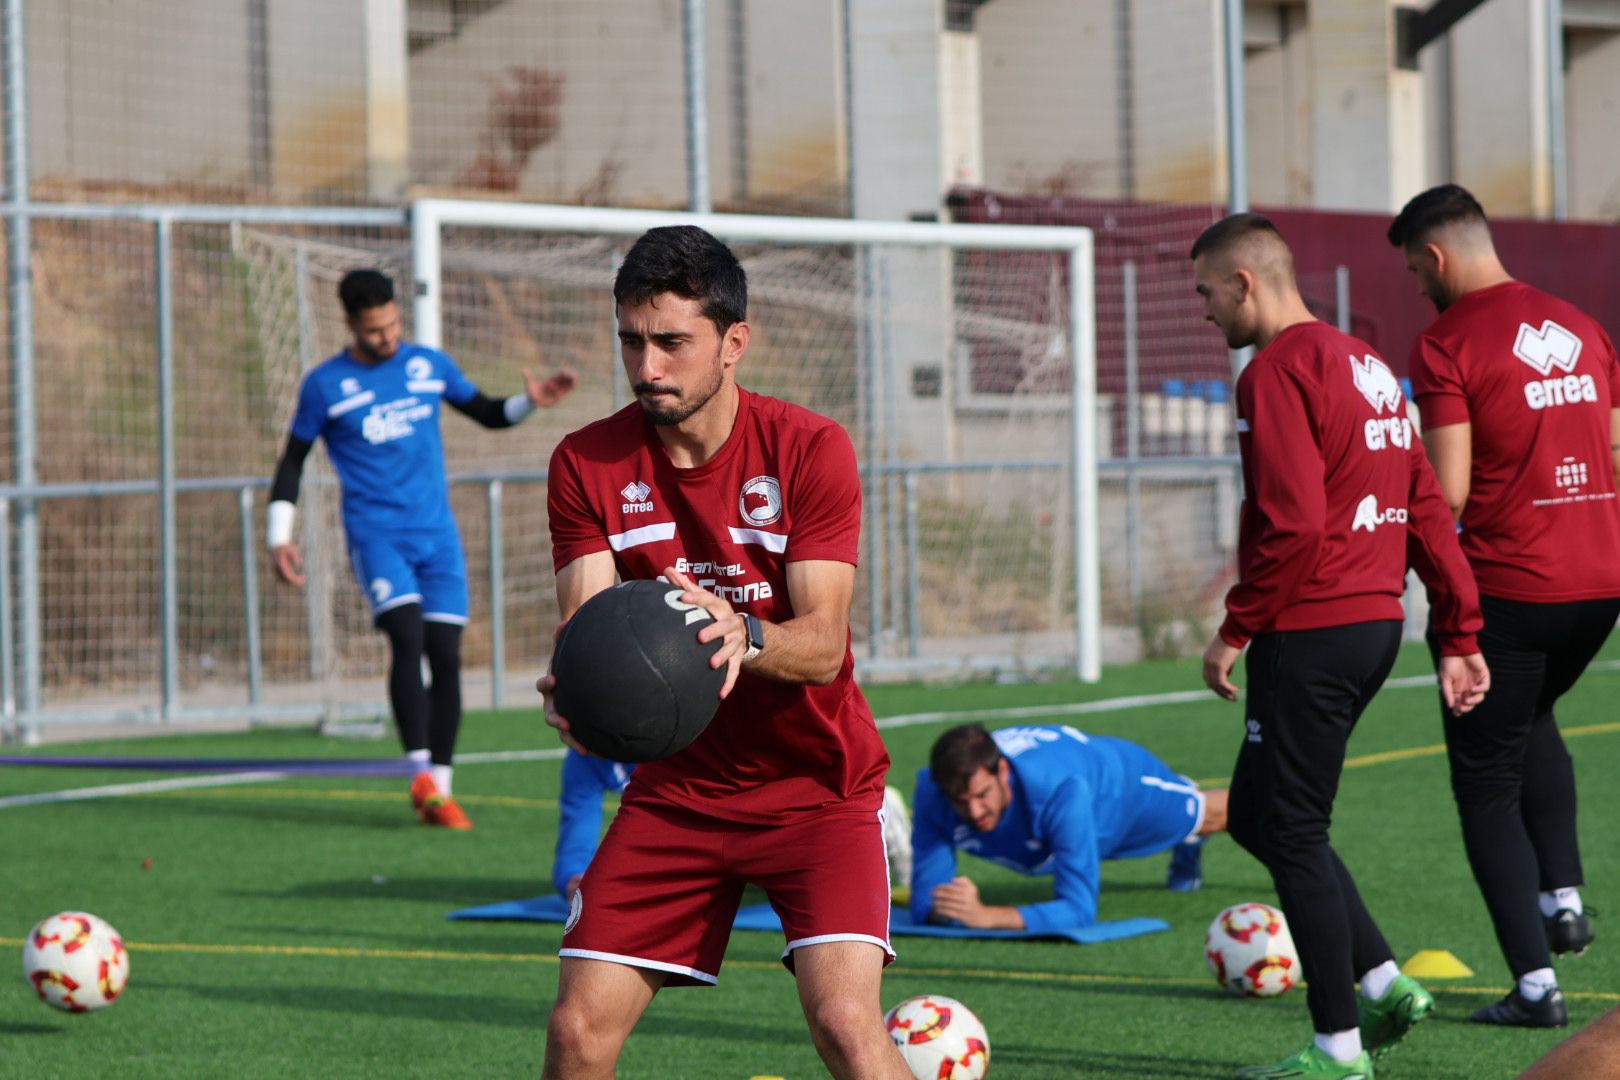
[
  {"xmin": 564, "ymin": 888, "xmax": 583, "ymax": 934},
  {"xmin": 1349, "ymin": 354, "xmax": 1403, "ymax": 414},
  {"xmin": 740, "ymin": 476, "xmax": 783, "ymax": 526},
  {"xmin": 620, "ymin": 480, "xmax": 654, "ymax": 514},
  {"xmin": 406, "ymin": 356, "xmax": 433, "ymax": 381},
  {"xmin": 340, "ymin": 377, "xmax": 361, "ymax": 396}
]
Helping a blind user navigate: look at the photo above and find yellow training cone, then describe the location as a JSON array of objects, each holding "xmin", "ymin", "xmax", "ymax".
[{"xmin": 1402, "ymin": 950, "xmax": 1474, "ymax": 979}]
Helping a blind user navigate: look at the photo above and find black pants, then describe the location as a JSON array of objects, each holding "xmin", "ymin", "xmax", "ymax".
[
  {"xmin": 377, "ymin": 604, "xmax": 464, "ymax": 766},
  {"xmin": 1228, "ymin": 620, "xmax": 1402, "ymax": 1034},
  {"xmin": 1427, "ymin": 593, "xmax": 1620, "ymax": 979}
]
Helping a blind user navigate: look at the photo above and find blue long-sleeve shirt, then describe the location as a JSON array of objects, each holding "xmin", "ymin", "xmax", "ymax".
[
  {"xmin": 551, "ymin": 751, "xmax": 633, "ymax": 896},
  {"xmin": 909, "ymin": 725, "xmax": 1190, "ymax": 932}
]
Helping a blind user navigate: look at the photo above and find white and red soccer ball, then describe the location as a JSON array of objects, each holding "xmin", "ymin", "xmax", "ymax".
[
  {"xmin": 21, "ymin": 911, "xmax": 129, "ymax": 1012},
  {"xmin": 885, "ymin": 994, "xmax": 991, "ymax": 1079},
  {"xmin": 1205, "ymin": 902, "xmax": 1298, "ymax": 998}
]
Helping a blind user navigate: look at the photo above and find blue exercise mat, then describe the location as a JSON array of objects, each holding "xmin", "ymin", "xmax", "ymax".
[{"xmin": 448, "ymin": 895, "xmax": 1167, "ymax": 944}]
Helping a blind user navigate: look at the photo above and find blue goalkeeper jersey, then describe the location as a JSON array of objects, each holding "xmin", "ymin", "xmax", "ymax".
[
  {"xmin": 910, "ymin": 725, "xmax": 1197, "ymax": 931},
  {"xmin": 552, "ymin": 751, "xmax": 634, "ymax": 896},
  {"xmin": 288, "ymin": 344, "xmax": 478, "ymax": 536}
]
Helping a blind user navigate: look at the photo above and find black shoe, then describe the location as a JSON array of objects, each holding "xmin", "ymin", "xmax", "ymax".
[
  {"xmin": 1545, "ymin": 909, "xmax": 1594, "ymax": 956},
  {"xmin": 1470, "ymin": 987, "xmax": 1568, "ymax": 1028}
]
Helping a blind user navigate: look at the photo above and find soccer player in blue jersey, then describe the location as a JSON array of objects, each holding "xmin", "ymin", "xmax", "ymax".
[
  {"xmin": 553, "ymin": 751, "xmax": 634, "ymax": 899},
  {"xmin": 267, "ymin": 269, "xmax": 576, "ymax": 829},
  {"xmin": 909, "ymin": 723, "xmax": 1228, "ymax": 931}
]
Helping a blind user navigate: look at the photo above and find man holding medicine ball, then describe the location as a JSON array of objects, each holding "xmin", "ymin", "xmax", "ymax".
[{"xmin": 537, "ymin": 225, "xmax": 909, "ymax": 1080}]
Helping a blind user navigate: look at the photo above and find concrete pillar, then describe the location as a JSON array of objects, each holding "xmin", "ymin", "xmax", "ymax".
[
  {"xmin": 846, "ymin": 0, "xmax": 945, "ymax": 218},
  {"xmin": 940, "ymin": 28, "xmax": 984, "ymax": 188},
  {"xmin": 1244, "ymin": 2, "xmax": 1314, "ymax": 206},
  {"xmin": 1451, "ymin": 0, "xmax": 1553, "ymax": 215},
  {"xmin": 268, "ymin": 0, "xmax": 408, "ymax": 198},
  {"xmin": 1133, "ymin": 0, "xmax": 1224, "ymax": 202},
  {"xmin": 363, "ymin": 0, "xmax": 410, "ymax": 199},
  {"xmin": 1565, "ymin": 26, "xmax": 1620, "ymax": 219},
  {"xmin": 845, "ymin": 0, "xmax": 955, "ymax": 462},
  {"xmin": 1306, "ymin": 0, "xmax": 1426, "ymax": 212}
]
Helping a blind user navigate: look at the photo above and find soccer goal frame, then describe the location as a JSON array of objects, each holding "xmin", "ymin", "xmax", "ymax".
[{"xmin": 409, "ymin": 198, "xmax": 1101, "ymax": 682}]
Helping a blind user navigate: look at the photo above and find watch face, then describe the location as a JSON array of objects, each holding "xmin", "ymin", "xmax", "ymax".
[{"xmin": 745, "ymin": 615, "xmax": 765, "ymax": 650}]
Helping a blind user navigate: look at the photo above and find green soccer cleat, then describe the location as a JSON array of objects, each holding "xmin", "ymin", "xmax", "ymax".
[
  {"xmin": 1358, "ymin": 973, "xmax": 1435, "ymax": 1055},
  {"xmin": 1234, "ymin": 1044, "xmax": 1373, "ymax": 1079}
]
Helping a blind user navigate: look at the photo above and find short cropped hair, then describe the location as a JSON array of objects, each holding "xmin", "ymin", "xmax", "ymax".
[
  {"xmin": 338, "ymin": 269, "xmax": 395, "ymax": 317},
  {"xmin": 929, "ymin": 724, "xmax": 1003, "ymax": 798},
  {"xmin": 614, "ymin": 225, "xmax": 747, "ymax": 332},
  {"xmin": 1387, "ymin": 184, "xmax": 1488, "ymax": 248},
  {"xmin": 1189, "ymin": 212, "xmax": 1287, "ymax": 262}
]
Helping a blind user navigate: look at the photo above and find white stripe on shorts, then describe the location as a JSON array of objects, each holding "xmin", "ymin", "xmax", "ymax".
[
  {"xmin": 557, "ymin": 948, "xmax": 718, "ymax": 986},
  {"xmin": 781, "ymin": 932, "xmax": 895, "ymax": 962}
]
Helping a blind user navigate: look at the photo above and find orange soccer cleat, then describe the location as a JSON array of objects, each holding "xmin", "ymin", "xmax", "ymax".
[{"xmin": 409, "ymin": 772, "xmax": 473, "ymax": 830}]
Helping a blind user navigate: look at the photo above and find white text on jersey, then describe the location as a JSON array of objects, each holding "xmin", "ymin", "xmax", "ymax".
[
  {"xmin": 1524, "ymin": 374, "xmax": 1598, "ymax": 411},
  {"xmin": 1364, "ymin": 416, "xmax": 1413, "ymax": 451}
]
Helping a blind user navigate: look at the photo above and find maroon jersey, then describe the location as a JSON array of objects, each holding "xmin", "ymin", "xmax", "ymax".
[
  {"xmin": 1220, "ymin": 322, "xmax": 1480, "ymax": 654},
  {"xmin": 1410, "ymin": 281, "xmax": 1620, "ymax": 602},
  {"xmin": 547, "ymin": 387, "xmax": 889, "ymax": 824}
]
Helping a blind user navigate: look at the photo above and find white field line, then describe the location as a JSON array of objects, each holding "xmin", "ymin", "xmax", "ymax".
[{"xmin": 0, "ymin": 770, "xmax": 291, "ymax": 810}]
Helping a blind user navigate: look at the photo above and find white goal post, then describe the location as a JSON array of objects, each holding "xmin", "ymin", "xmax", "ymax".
[{"xmin": 409, "ymin": 198, "xmax": 1101, "ymax": 682}]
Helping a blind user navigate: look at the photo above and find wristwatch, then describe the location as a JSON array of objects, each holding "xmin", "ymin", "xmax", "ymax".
[{"xmin": 741, "ymin": 613, "xmax": 766, "ymax": 663}]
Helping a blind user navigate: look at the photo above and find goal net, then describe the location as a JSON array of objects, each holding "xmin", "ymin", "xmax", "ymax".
[{"xmin": 245, "ymin": 199, "xmax": 1104, "ymax": 694}]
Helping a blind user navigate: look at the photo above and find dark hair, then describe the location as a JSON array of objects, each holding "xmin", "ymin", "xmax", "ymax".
[
  {"xmin": 1387, "ymin": 184, "xmax": 1488, "ymax": 248},
  {"xmin": 1189, "ymin": 212, "xmax": 1286, "ymax": 261},
  {"xmin": 338, "ymin": 269, "xmax": 395, "ymax": 317},
  {"xmin": 614, "ymin": 225, "xmax": 747, "ymax": 331},
  {"xmin": 929, "ymin": 724, "xmax": 1003, "ymax": 797}
]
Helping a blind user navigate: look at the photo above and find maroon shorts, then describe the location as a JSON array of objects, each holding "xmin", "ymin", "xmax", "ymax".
[{"xmin": 559, "ymin": 797, "xmax": 895, "ymax": 986}]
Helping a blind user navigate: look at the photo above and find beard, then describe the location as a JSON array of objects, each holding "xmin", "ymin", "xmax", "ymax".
[
  {"xmin": 635, "ymin": 352, "xmax": 725, "ymax": 426},
  {"xmin": 353, "ymin": 339, "xmax": 398, "ymax": 363}
]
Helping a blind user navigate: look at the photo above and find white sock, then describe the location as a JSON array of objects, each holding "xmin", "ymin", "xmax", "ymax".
[
  {"xmin": 1359, "ymin": 960, "xmax": 1401, "ymax": 1001},
  {"xmin": 1540, "ymin": 887, "xmax": 1582, "ymax": 917},
  {"xmin": 406, "ymin": 749, "xmax": 430, "ymax": 773},
  {"xmin": 1519, "ymin": 968, "xmax": 1558, "ymax": 1002},
  {"xmin": 1314, "ymin": 1029, "xmax": 1363, "ymax": 1062},
  {"xmin": 430, "ymin": 764, "xmax": 453, "ymax": 797}
]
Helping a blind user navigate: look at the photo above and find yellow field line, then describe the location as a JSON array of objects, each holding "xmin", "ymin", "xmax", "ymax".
[
  {"xmin": 2, "ymin": 936, "xmax": 1616, "ymax": 1003},
  {"xmin": 1193, "ymin": 718, "xmax": 1620, "ymax": 788},
  {"xmin": 142, "ymin": 786, "xmax": 564, "ymax": 810}
]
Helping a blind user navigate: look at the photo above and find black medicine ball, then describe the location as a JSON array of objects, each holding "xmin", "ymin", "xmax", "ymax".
[{"xmin": 550, "ymin": 579, "xmax": 726, "ymax": 762}]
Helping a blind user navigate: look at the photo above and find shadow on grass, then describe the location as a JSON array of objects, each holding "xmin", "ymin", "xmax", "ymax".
[
  {"xmin": 142, "ymin": 978, "xmax": 548, "ymax": 1028},
  {"xmin": 229, "ymin": 875, "xmax": 539, "ymax": 906},
  {"xmin": 147, "ymin": 795, "xmax": 407, "ymax": 830},
  {"xmin": 0, "ymin": 1021, "xmax": 66, "ymax": 1036},
  {"xmin": 137, "ymin": 978, "xmax": 788, "ymax": 1046}
]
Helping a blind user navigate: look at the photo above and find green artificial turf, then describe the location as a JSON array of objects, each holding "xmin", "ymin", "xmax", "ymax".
[{"xmin": 3, "ymin": 643, "xmax": 1617, "ymax": 1078}]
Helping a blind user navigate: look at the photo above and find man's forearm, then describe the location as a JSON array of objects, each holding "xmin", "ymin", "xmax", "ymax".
[
  {"xmin": 953, "ymin": 904, "xmax": 1026, "ymax": 931},
  {"xmin": 742, "ymin": 611, "xmax": 846, "ymax": 686}
]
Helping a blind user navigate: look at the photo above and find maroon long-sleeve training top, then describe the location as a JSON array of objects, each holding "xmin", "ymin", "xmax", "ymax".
[{"xmin": 1218, "ymin": 320, "xmax": 1481, "ymax": 656}]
